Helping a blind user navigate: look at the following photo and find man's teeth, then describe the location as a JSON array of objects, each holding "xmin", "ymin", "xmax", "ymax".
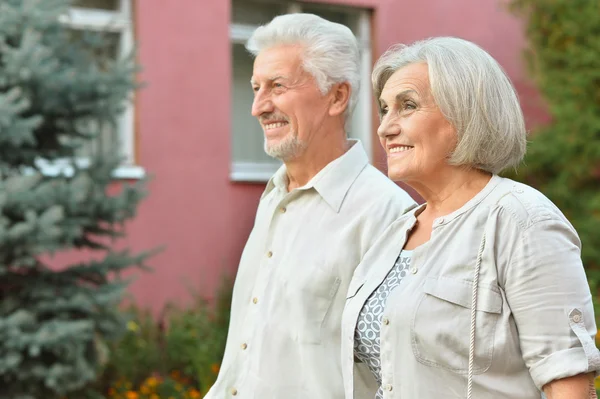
[
  {"xmin": 389, "ymin": 146, "xmax": 412, "ymax": 153},
  {"xmin": 265, "ymin": 122, "xmax": 287, "ymax": 130}
]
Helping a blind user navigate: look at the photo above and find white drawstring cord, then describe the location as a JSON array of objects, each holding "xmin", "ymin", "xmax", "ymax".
[{"xmin": 467, "ymin": 233, "xmax": 486, "ymax": 399}]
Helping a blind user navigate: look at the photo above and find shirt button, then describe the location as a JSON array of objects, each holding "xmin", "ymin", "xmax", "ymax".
[
  {"xmin": 438, "ymin": 218, "xmax": 445, "ymax": 224},
  {"xmin": 267, "ymin": 251, "xmax": 273, "ymax": 258},
  {"xmin": 410, "ymin": 267, "xmax": 418, "ymax": 274},
  {"xmin": 382, "ymin": 317, "xmax": 390, "ymax": 326},
  {"xmin": 252, "ymin": 297, "xmax": 258, "ymax": 304},
  {"xmin": 231, "ymin": 388, "xmax": 238, "ymax": 396},
  {"xmin": 385, "ymin": 384, "xmax": 393, "ymax": 391},
  {"xmin": 279, "ymin": 207, "xmax": 287, "ymax": 213},
  {"xmin": 241, "ymin": 343, "xmax": 248, "ymax": 350}
]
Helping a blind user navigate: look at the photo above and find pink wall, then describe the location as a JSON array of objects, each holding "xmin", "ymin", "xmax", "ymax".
[
  {"xmin": 112, "ymin": 0, "xmax": 544, "ymax": 313},
  {"xmin": 126, "ymin": 0, "xmax": 264, "ymax": 312}
]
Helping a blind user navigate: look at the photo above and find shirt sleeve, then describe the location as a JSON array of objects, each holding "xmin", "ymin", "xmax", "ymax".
[{"xmin": 503, "ymin": 215, "xmax": 600, "ymax": 390}]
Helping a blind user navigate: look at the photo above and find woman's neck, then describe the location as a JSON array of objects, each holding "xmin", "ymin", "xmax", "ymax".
[{"xmin": 411, "ymin": 167, "xmax": 492, "ymax": 220}]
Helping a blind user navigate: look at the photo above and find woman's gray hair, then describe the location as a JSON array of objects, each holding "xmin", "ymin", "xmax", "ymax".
[
  {"xmin": 373, "ymin": 37, "xmax": 527, "ymax": 174},
  {"xmin": 246, "ymin": 13, "xmax": 360, "ymax": 117}
]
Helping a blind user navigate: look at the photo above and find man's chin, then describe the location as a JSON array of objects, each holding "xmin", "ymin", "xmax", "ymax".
[{"xmin": 264, "ymin": 138, "xmax": 307, "ymax": 161}]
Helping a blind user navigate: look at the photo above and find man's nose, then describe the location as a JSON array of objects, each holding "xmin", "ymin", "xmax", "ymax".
[{"xmin": 251, "ymin": 90, "xmax": 274, "ymax": 117}]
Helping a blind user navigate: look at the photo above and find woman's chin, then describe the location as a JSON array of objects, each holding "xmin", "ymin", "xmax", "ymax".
[{"xmin": 387, "ymin": 167, "xmax": 410, "ymax": 182}]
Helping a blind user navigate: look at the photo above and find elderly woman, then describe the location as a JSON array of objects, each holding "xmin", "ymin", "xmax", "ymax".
[{"xmin": 341, "ymin": 37, "xmax": 600, "ymax": 399}]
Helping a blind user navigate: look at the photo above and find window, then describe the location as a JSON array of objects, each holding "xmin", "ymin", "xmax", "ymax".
[
  {"xmin": 39, "ymin": 0, "xmax": 143, "ymax": 179},
  {"xmin": 230, "ymin": 0, "xmax": 373, "ymax": 182}
]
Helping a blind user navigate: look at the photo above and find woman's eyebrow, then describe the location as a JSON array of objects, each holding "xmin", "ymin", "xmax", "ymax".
[
  {"xmin": 379, "ymin": 89, "xmax": 418, "ymax": 105},
  {"xmin": 395, "ymin": 89, "xmax": 418, "ymax": 102}
]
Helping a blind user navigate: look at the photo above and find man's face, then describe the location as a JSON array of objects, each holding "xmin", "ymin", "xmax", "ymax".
[{"xmin": 251, "ymin": 45, "xmax": 331, "ymax": 161}]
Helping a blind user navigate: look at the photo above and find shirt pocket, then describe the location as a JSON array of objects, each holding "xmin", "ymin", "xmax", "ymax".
[
  {"xmin": 411, "ymin": 276, "xmax": 502, "ymax": 374},
  {"xmin": 289, "ymin": 265, "xmax": 342, "ymax": 345},
  {"xmin": 346, "ymin": 278, "xmax": 364, "ymax": 299}
]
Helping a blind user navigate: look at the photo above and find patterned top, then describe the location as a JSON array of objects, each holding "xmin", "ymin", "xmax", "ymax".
[{"xmin": 354, "ymin": 250, "xmax": 413, "ymax": 399}]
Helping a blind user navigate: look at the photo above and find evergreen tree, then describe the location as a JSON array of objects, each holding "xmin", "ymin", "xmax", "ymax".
[
  {"xmin": 508, "ymin": 1, "xmax": 600, "ymax": 302},
  {"xmin": 0, "ymin": 0, "xmax": 152, "ymax": 397}
]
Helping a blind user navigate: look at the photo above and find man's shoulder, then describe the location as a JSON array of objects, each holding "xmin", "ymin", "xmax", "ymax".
[{"xmin": 348, "ymin": 164, "xmax": 416, "ymax": 210}]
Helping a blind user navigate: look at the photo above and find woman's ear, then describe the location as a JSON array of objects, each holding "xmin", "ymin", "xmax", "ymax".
[{"xmin": 329, "ymin": 82, "xmax": 351, "ymax": 117}]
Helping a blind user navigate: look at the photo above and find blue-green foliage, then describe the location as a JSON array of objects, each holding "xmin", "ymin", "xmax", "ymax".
[{"xmin": 0, "ymin": 1, "xmax": 152, "ymax": 397}]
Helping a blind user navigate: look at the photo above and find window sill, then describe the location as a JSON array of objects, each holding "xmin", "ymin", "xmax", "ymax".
[
  {"xmin": 230, "ymin": 162, "xmax": 280, "ymax": 183},
  {"xmin": 32, "ymin": 158, "xmax": 146, "ymax": 180}
]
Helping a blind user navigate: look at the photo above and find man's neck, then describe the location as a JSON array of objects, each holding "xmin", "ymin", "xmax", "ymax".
[{"xmin": 285, "ymin": 138, "xmax": 351, "ymax": 191}]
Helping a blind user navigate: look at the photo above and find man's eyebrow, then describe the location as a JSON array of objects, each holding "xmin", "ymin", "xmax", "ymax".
[{"xmin": 250, "ymin": 75, "xmax": 287, "ymax": 85}]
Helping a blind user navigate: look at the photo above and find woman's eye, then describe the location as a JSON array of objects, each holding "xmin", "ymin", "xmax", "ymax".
[
  {"xmin": 404, "ymin": 101, "xmax": 416, "ymax": 110},
  {"xmin": 380, "ymin": 107, "xmax": 388, "ymax": 115}
]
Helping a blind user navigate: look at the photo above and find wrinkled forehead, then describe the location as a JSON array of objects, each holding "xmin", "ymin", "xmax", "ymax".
[
  {"xmin": 251, "ymin": 44, "xmax": 306, "ymax": 83},
  {"xmin": 380, "ymin": 63, "xmax": 432, "ymax": 102}
]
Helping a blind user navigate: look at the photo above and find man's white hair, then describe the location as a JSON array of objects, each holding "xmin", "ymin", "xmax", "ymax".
[
  {"xmin": 246, "ymin": 13, "xmax": 360, "ymax": 118},
  {"xmin": 373, "ymin": 37, "xmax": 527, "ymax": 174}
]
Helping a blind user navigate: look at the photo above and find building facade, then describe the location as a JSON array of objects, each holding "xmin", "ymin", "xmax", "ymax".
[{"xmin": 67, "ymin": 0, "xmax": 543, "ymax": 313}]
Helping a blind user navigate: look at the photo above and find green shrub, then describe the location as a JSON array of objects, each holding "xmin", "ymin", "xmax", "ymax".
[
  {"xmin": 508, "ymin": 0, "xmax": 600, "ymax": 299},
  {"xmin": 164, "ymin": 277, "xmax": 232, "ymax": 393},
  {"xmin": 68, "ymin": 276, "xmax": 233, "ymax": 398}
]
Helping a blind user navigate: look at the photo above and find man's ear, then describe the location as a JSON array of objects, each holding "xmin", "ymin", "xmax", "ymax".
[{"xmin": 328, "ymin": 82, "xmax": 351, "ymax": 117}]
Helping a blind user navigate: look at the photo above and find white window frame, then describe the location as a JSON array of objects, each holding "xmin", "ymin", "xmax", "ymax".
[
  {"xmin": 229, "ymin": 2, "xmax": 373, "ymax": 182},
  {"xmin": 39, "ymin": 0, "xmax": 144, "ymax": 180}
]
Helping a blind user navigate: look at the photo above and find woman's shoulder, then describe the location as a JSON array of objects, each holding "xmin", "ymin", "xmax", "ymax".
[{"xmin": 485, "ymin": 176, "xmax": 573, "ymax": 231}]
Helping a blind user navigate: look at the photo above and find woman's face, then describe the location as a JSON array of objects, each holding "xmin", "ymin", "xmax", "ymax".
[{"xmin": 377, "ymin": 63, "xmax": 457, "ymax": 184}]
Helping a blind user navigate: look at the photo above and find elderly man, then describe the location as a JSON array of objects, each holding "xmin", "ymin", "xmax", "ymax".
[{"xmin": 205, "ymin": 13, "xmax": 415, "ymax": 399}]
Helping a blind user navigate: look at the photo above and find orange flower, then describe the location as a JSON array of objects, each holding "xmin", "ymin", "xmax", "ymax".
[
  {"xmin": 144, "ymin": 376, "xmax": 159, "ymax": 388},
  {"xmin": 125, "ymin": 391, "xmax": 139, "ymax": 399},
  {"xmin": 188, "ymin": 389, "xmax": 201, "ymax": 398},
  {"xmin": 210, "ymin": 363, "xmax": 220, "ymax": 374}
]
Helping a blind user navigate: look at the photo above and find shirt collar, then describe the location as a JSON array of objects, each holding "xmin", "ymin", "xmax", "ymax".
[{"xmin": 262, "ymin": 140, "xmax": 369, "ymax": 213}]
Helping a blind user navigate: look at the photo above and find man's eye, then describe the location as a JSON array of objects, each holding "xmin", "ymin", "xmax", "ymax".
[{"xmin": 252, "ymin": 86, "xmax": 259, "ymax": 92}]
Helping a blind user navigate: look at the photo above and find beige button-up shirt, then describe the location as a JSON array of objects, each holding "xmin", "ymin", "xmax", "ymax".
[
  {"xmin": 342, "ymin": 175, "xmax": 600, "ymax": 398},
  {"xmin": 342, "ymin": 176, "xmax": 600, "ymax": 399},
  {"xmin": 205, "ymin": 141, "xmax": 416, "ymax": 399}
]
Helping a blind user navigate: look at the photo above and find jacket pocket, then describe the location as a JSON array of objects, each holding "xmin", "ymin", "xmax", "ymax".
[{"xmin": 411, "ymin": 276, "xmax": 502, "ymax": 374}]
